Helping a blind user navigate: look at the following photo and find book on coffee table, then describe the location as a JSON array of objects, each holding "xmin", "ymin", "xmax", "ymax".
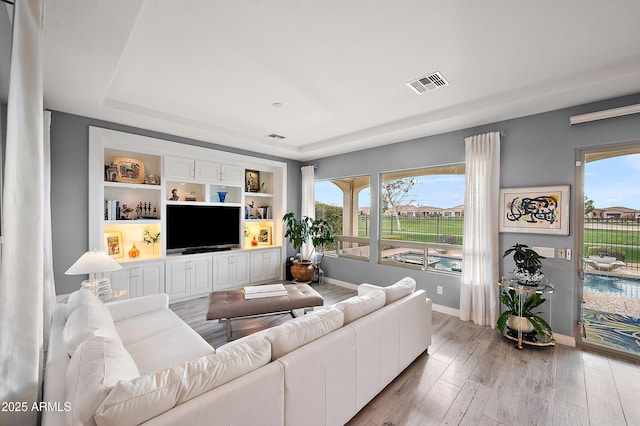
[{"xmin": 244, "ymin": 283, "xmax": 287, "ymax": 299}]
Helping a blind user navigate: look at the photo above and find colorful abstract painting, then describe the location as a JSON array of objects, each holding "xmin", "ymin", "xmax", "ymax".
[{"xmin": 499, "ymin": 185, "xmax": 570, "ymax": 235}]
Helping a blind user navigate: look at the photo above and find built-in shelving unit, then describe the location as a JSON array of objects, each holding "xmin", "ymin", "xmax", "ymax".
[{"xmin": 88, "ymin": 127, "xmax": 287, "ymax": 302}]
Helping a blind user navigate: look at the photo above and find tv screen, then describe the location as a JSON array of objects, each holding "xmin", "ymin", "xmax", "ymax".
[{"xmin": 166, "ymin": 204, "xmax": 241, "ymax": 253}]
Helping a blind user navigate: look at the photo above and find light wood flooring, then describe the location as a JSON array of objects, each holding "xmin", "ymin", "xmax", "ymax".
[{"xmin": 170, "ymin": 283, "xmax": 640, "ymax": 426}]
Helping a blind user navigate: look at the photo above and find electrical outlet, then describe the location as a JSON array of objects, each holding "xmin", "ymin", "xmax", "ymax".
[
  {"xmin": 566, "ymin": 249, "xmax": 572, "ymax": 260},
  {"xmin": 557, "ymin": 248, "xmax": 566, "ymax": 259},
  {"xmin": 436, "ymin": 286, "xmax": 443, "ymax": 295}
]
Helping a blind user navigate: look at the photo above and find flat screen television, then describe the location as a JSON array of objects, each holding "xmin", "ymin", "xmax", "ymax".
[{"xmin": 166, "ymin": 204, "xmax": 241, "ymax": 254}]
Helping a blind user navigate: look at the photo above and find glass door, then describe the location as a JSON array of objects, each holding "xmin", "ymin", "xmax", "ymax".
[{"xmin": 579, "ymin": 145, "xmax": 640, "ymax": 358}]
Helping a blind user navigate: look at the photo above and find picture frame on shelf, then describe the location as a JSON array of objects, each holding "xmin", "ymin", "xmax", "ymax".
[
  {"xmin": 245, "ymin": 169, "xmax": 260, "ymax": 192},
  {"xmin": 257, "ymin": 226, "xmax": 272, "ymax": 246},
  {"xmin": 114, "ymin": 157, "xmax": 145, "ymax": 184},
  {"xmin": 104, "ymin": 231, "xmax": 124, "ymax": 258},
  {"xmin": 499, "ymin": 185, "xmax": 570, "ymax": 235}
]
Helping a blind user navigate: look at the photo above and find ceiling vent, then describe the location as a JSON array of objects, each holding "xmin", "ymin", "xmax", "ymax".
[
  {"xmin": 267, "ymin": 133, "xmax": 286, "ymax": 140},
  {"xmin": 406, "ymin": 72, "xmax": 449, "ymax": 94}
]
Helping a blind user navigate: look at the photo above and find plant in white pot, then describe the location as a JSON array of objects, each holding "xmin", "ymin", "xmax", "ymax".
[
  {"xmin": 496, "ymin": 288, "xmax": 553, "ymax": 339},
  {"xmin": 283, "ymin": 212, "xmax": 334, "ymax": 283}
]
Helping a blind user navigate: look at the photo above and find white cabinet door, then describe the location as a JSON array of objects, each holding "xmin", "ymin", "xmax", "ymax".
[
  {"xmin": 165, "ymin": 259, "xmax": 190, "ymax": 300},
  {"xmin": 263, "ymin": 249, "xmax": 281, "ymax": 281},
  {"xmin": 133, "ymin": 262, "xmax": 165, "ymax": 298},
  {"xmin": 108, "ymin": 268, "xmax": 131, "ymax": 297},
  {"xmin": 213, "ymin": 252, "xmax": 250, "ymax": 290},
  {"xmin": 190, "ymin": 256, "xmax": 213, "ymax": 296},
  {"xmin": 166, "ymin": 256, "xmax": 212, "ymax": 300},
  {"xmin": 108, "ymin": 261, "xmax": 164, "ymax": 299},
  {"xmin": 250, "ymin": 249, "xmax": 281, "ymax": 282},
  {"xmin": 195, "ymin": 160, "xmax": 220, "ymax": 182},
  {"xmin": 219, "ymin": 163, "xmax": 244, "ymax": 186},
  {"xmin": 233, "ymin": 252, "xmax": 251, "ymax": 286},
  {"xmin": 165, "ymin": 156, "xmax": 194, "ymax": 180}
]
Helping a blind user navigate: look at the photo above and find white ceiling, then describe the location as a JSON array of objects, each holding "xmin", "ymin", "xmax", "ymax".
[{"xmin": 43, "ymin": 1, "xmax": 640, "ymax": 161}]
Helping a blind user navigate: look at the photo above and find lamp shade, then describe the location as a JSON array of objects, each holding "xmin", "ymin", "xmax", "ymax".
[{"xmin": 65, "ymin": 250, "xmax": 123, "ymax": 275}]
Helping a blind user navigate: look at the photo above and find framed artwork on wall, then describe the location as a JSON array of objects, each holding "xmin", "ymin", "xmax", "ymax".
[
  {"xmin": 499, "ymin": 185, "xmax": 570, "ymax": 235},
  {"xmin": 257, "ymin": 226, "xmax": 272, "ymax": 246},
  {"xmin": 245, "ymin": 169, "xmax": 260, "ymax": 192},
  {"xmin": 104, "ymin": 231, "xmax": 124, "ymax": 258}
]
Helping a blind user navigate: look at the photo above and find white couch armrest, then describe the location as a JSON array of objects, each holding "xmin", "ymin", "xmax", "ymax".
[{"xmin": 107, "ymin": 293, "xmax": 169, "ymax": 322}]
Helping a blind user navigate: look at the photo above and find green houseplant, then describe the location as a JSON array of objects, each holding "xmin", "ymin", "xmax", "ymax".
[
  {"xmin": 283, "ymin": 212, "xmax": 334, "ymax": 282},
  {"xmin": 497, "ymin": 288, "xmax": 553, "ymax": 339},
  {"xmin": 503, "ymin": 243, "xmax": 545, "ymax": 285}
]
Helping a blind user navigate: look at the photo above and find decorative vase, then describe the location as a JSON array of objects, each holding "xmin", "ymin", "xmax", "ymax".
[
  {"xmin": 290, "ymin": 259, "xmax": 314, "ymax": 283},
  {"xmin": 218, "ymin": 191, "xmax": 227, "ymax": 203},
  {"xmin": 513, "ymin": 267, "xmax": 544, "ymax": 286},
  {"xmin": 128, "ymin": 242, "xmax": 140, "ymax": 258},
  {"xmin": 251, "ymin": 236, "xmax": 258, "ymax": 246}
]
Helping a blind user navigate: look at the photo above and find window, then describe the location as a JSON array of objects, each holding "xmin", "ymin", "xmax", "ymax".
[
  {"xmin": 315, "ymin": 176, "xmax": 370, "ymax": 260},
  {"xmin": 379, "ymin": 164, "xmax": 465, "ymax": 273}
]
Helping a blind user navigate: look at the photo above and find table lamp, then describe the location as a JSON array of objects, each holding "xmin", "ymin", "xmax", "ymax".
[
  {"xmin": 65, "ymin": 249, "xmax": 123, "ymax": 299},
  {"xmin": 126, "ymin": 228, "xmax": 144, "ymax": 258}
]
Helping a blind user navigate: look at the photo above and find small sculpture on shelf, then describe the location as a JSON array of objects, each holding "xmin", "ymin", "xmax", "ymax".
[{"xmin": 171, "ymin": 188, "xmax": 179, "ymax": 201}]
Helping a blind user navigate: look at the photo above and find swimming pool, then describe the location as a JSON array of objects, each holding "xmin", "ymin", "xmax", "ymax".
[
  {"xmin": 386, "ymin": 252, "xmax": 462, "ymax": 272},
  {"xmin": 583, "ymin": 273, "xmax": 640, "ymax": 299}
]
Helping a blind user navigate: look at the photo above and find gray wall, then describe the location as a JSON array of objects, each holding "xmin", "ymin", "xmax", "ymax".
[
  {"xmin": 50, "ymin": 111, "xmax": 301, "ymax": 294},
  {"xmin": 312, "ymin": 92, "xmax": 640, "ymax": 337}
]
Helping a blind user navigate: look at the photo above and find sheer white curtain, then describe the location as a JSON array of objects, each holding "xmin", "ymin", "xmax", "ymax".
[
  {"xmin": 459, "ymin": 131, "xmax": 500, "ymax": 327},
  {"xmin": 0, "ymin": 1, "xmax": 55, "ymax": 424},
  {"xmin": 300, "ymin": 165, "xmax": 315, "ymax": 259}
]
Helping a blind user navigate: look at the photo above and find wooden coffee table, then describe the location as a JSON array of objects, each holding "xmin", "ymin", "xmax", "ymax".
[{"xmin": 206, "ymin": 283, "xmax": 324, "ymax": 340}]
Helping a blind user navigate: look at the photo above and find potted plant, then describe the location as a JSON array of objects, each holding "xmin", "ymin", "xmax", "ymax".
[
  {"xmin": 503, "ymin": 243, "xmax": 545, "ymax": 286},
  {"xmin": 497, "ymin": 288, "xmax": 553, "ymax": 339},
  {"xmin": 283, "ymin": 212, "xmax": 334, "ymax": 282}
]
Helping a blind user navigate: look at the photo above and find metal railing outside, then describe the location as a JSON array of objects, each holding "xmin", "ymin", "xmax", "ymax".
[{"xmin": 584, "ymin": 217, "xmax": 640, "ymax": 271}]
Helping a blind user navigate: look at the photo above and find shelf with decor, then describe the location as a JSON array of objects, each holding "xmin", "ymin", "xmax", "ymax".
[{"xmin": 90, "ymin": 127, "xmax": 287, "ymax": 302}]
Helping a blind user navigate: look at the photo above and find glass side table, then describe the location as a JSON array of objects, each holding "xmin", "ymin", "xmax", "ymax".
[{"xmin": 498, "ymin": 277, "xmax": 555, "ymax": 349}]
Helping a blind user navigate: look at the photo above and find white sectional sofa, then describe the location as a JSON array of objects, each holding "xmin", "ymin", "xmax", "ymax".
[{"xmin": 43, "ymin": 277, "xmax": 432, "ymax": 426}]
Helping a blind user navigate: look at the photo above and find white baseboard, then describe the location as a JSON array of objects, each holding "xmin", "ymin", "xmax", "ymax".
[
  {"xmin": 323, "ymin": 277, "xmax": 359, "ymax": 291},
  {"xmin": 432, "ymin": 304, "xmax": 460, "ymax": 317}
]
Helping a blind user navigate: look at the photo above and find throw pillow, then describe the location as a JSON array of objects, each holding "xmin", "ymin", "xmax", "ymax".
[
  {"xmin": 264, "ymin": 307, "xmax": 344, "ymax": 360},
  {"xmin": 334, "ymin": 289, "xmax": 386, "ymax": 324},
  {"xmin": 63, "ymin": 302, "xmax": 121, "ymax": 356},
  {"xmin": 66, "ymin": 335, "xmax": 140, "ymax": 426}
]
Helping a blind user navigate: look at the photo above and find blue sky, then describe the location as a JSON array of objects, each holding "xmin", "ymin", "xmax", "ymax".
[
  {"xmin": 316, "ymin": 152, "xmax": 640, "ymax": 210},
  {"xmin": 585, "ymin": 153, "xmax": 640, "ymax": 209}
]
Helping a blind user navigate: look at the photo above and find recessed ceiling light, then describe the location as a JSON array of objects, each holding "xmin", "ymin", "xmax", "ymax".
[{"xmin": 272, "ymin": 102, "xmax": 283, "ymax": 108}]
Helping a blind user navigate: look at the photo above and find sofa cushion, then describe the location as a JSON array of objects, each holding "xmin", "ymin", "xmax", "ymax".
[
  {"xmin": 63, "ymin": 301, "xmax": 122, "ymax": 356},
  {"xmin": 66, "ymin": 335, "xmax": 140, "ymax": 426},
  {"xmin": 358, "ymin": 277, "xmax": 416, "ymax": 305},
  {"xmin": 263, "ymin": 307, "xmax": 344, "ymax": 360},
  {"xmin": 94, "ymin": 336, "xmax": 271, "ymax": 426},
  {"xmin": 334, "ymin": 290, "xmax": 386, "ymax": 325},
  {"xmin": 114, "ymin": 308, "xmax": 215, "ymax": 375},
  {"xmin": 66, "ymin": 288, "xmax": 103, "ymax": 318}
]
